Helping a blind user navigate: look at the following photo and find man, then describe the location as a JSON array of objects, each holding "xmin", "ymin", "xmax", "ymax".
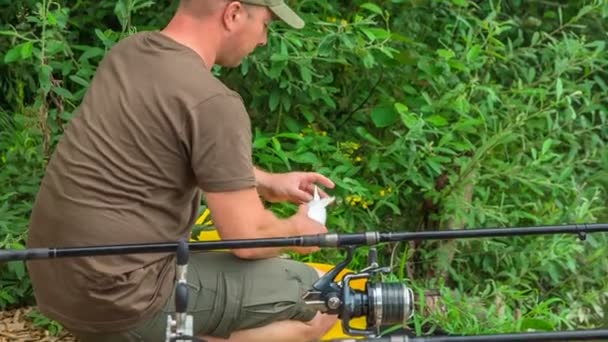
[{"xmin": 26, "ymin": 1, "xmax": 338, "ymax": 341}]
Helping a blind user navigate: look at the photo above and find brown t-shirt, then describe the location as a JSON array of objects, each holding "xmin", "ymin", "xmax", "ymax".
[{"xmin": 26, "ymin": 31, "xmax": 256, "ymax": 333}]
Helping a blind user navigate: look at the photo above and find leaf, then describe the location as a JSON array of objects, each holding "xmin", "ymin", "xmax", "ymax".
[
  {"xmin": 371, "ymin": 105, "xmax": 398, "ymax": 128},
  {"xmin": 20, "ymin": 41, "xmax": 33, "ymax": 59},
  {"xmin": 299, "ymin": 65, "xmax": 312, "ymax": 84},
  {"xmin": 271, "ymin": 137, "xmax": 290, "ymax": 169},
  {"xmin": 556, "ymin": 78, "xmax": 563, "ymax": 101},
  {"xmin": 4, "ymin": 42, "xmax": 33, "ymax": 63},
  {"xmin": 426, "ymin": 115, "xmax": 448, "ymax": 127},
  {"xmin": 451, "ymin": 0, "xmax": 468, "ymax": 6},
  {"xmin": 300, "ymin": 107, "xmax": 315, "ymax": 123},
  {"xmin": 520, "ymin": 318, "xmax": 554, "ymax": 332},
  {"xmin": 3, "ymin": 45, "xmax": 22, "ymax": 63},
  {"xmin": 290, "ymin": 152, "xmax": 319, "ymax": 165},
  {"xmin": 69, "ymin": 75, "xmax": 90, "ymax": 87},
  {"xmin": 270, "ymin": 53, "xmax": 288, "ymax": 62},
  {"xmin": 355, "ymin": 126, "xmax": 381, "ymax": 145},
  {"xmin": 359, "ymin": 3, "xmax": 383, "ymax": 15},
  {"xmin": 269, "ymin": 90, "xmax": 280, "ymax": 111},
  {"xmin": 7, "ymin": 261, "xmax": 25, "ymax": 279},
  {"xmin": 466, "ymin": 44, "xmax": 481, "ymax": 62},
  {"xmin": 281, "ymin": 95, "xmax": 292, "ymax": 111},
  {"xmin": 401, "ymin": 113, "xmax": 420, "ymax": 130},
  {"xmin": 46, "ymin": 40, "xmax": 65, "ymax": 55},
  {"xmin": 541, "ymin": 139, "xmax": 553, "ymax": 155},
  {"xmin": 437, "ymin": 48, "xmax": 455, "ymax": 60},
  {"xmin": 368, "ymin": 152, "xmax": 380, "ymax": 172},
  {"xmin": 253, "ymin": 137, "xmax": 270, "ymax": 149},
  {"xmin": 95, "ymin": 29, "xmax": 109, "ymax": 45},
  {"xmin": 79, "ymin": 47, "xmax": 105, "ymax": 61},
  {"xmin": 52, "ymin": 86, "xmax": 74, "ymax": 100},
  {"xmin": 394, "ymin": 102, "xmax": 409, "ymax": 114},
  {"xmin": 46, "ymin": 11, "xmax": 58, "ymax": 26},
  {"xmin": 531, "ymin": 31, "xmax": 540, "ymax": 45},
  {"xmin": 361, "ymin": 28, "xmax": 391, "ymax": 41},
  {"xmin": 38, "ymin": 64, "xmax": 53, "ymax": 93}
]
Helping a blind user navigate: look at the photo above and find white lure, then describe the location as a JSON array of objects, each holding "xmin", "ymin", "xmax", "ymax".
[{"xmin": 307, "ymin": 186, "xmax": 335, "ymax": 225}]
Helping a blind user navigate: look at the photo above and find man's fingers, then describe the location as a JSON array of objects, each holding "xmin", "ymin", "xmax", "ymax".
[
  {"xmin": 307, "ymin": 172, "xmax": 335, "ymax": 188},
  {"xmin": 296, "ymin": 189, "xmax": 313, "ymax": 202}
]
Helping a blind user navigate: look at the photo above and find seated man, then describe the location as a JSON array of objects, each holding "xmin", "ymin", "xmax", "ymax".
[{"xmin": 26, "ymin": 1, "xmax": 338, "ymax": 341}]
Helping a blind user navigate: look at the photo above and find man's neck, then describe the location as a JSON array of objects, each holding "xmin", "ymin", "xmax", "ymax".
[{"xmin": 160, "ymin": 12, "xmax": 219, "ymax": 68}]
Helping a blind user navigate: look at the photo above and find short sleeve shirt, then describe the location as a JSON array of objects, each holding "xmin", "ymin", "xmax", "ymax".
[{"xmin": 26, "ymin": 31, "xmax": 256, "ymax": 333}]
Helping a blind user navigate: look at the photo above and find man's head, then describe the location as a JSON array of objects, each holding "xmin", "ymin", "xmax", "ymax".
[{"xmin": 173, "ymin": 0, "xmax": 304, "ymax": 67}]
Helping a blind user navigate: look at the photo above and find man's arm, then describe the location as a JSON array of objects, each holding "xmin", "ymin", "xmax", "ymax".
[
  {"xmin": 253, "ymin": 167, "xmax": 273, "ymax": 200},
  {"xmin": 204, "ymin": 186, "xmax": 326, "ymax": 259}
]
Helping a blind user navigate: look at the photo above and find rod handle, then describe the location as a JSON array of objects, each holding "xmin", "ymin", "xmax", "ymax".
[
  {"xmin": 175, "ymin": 282, "xmax": 188, "ymax": 314},
  {"xmin": 177, "ymin": 239, "xmax": 188, "ymax": 266}
]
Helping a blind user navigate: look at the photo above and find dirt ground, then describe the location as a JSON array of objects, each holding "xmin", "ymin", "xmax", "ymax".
[{"xmin": 0, "ymin": 307, "xmax": 75, "ymax": 342}]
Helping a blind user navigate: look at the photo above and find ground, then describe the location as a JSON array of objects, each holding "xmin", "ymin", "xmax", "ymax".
[{"xmin": 0, "ymin": 307, "xmax": 75, "ymax": 342}]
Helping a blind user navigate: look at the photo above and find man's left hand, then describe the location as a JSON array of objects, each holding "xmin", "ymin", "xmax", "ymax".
[{"xmin": 255, "ymin": 169, "xmax": 335, "ymax": 204}]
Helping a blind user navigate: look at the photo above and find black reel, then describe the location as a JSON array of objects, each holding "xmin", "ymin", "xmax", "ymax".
[{"xmin": 302, "ymin": 247, "xmax": 415, "ymax": 337}]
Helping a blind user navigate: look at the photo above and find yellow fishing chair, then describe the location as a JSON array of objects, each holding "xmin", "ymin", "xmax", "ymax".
[{"xmin": 192, "ymin": 208, "xmax": 366, "ymax": 341}]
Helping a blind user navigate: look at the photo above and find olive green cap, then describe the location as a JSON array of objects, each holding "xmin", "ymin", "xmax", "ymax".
[{"xmin": 240, "ymin": 0, "xmax": 305, "ymax": 29}]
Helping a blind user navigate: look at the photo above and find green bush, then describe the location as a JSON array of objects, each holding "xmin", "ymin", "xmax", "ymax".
[{"xmin": 1, "ymin": 0, "xmax": 607, "ymax": 336}]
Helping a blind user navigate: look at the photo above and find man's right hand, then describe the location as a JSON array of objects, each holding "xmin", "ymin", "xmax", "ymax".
[{"xmin": 289, "ymin": 204, "xmax": 328, "ymax": 255}]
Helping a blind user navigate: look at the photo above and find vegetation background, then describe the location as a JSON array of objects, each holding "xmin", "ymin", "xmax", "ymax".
[{"xmin": 1, "ymin": 0, "xmax": 607, "ymax": 337}]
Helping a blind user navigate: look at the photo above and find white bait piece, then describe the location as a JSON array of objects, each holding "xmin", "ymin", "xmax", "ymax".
[{"xmin": 307, "ymin": 186, "xmax": 335, "ymax": 225}]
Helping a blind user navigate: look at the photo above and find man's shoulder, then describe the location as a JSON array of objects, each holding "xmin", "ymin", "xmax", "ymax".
[{"xmin": 115, "ymin": 32, "xmax": 239, "ymax": 101}]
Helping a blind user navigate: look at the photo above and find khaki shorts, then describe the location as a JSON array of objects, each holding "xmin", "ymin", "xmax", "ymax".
[{"xmin": 72, "ymin": 252, "xmax": 319, "ymax": 342}]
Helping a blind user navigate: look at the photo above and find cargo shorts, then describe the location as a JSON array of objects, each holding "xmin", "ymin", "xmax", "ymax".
[{"xmin": 72, "ymin": 251, "xmax": 320, "ymax": 342}]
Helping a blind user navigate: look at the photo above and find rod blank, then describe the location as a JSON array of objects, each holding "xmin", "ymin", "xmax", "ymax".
[{"xmin": 2, "ymin": 223, "xmax": 607, "ymax": 262}]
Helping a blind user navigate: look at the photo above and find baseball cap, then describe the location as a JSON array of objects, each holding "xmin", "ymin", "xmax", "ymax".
[{"xmin": 240, "ymin": 0, "xmax": 305, "ymax": 29}]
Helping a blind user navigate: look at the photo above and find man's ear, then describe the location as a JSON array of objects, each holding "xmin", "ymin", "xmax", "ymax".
[{"xmin": 222, "ymin": 1, "xmax": 247, "ymax": 31}]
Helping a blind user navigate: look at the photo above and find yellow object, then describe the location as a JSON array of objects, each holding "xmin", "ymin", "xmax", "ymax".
[{"xmin": 194, "ymin": 209, "xmax": 366, "ymax": 341}]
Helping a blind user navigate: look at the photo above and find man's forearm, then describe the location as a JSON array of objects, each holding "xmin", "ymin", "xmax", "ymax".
[
  {"xmin": 253, "ymin": 167, "xmax": 274, "ymax": 201},
  {"xmin": 229, "ymin": 209, "xmax": 299, "ymax": 259},
  {"xmin": 253, "ymin": 166, "xmax": 271, "ymax": 187}
]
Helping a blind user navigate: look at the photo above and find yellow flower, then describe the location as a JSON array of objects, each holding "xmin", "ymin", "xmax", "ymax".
[
  {"xmin": 355, "ymin": 156, "xmax": 363, "ymax": 162},
  {"xmin": 379, "ymin": 190, "xmax": 385, "ymax": 197},
  {"xmin": 340, "ymin": 19, "xmax": 348, "ymax": 27},
  {"xmin": 320, "ymin": 131, "xmax": 327, "ymax": 136},
  {"xmin": 340, "ymin": 141, "xmax": 361, "ymax": 152},
  {"xmin": 346, "ymin": 195, "xmax": 362, "ymax": 206}
]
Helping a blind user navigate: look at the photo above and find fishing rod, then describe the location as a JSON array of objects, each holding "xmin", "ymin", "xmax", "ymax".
[
  {"xmin": 2, "ymin": 223, "xmax": 606, "ymax": 262},
  {"xmin": 2, "ymin": 222, "xmax": 607, "ymax": 341},
  {"xmin": 329, "ymin": 328, "xmax": 608, "ymax": 341}
]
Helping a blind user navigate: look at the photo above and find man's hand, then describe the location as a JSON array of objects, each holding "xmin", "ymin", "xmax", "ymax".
[
  {"xmin": 289, "ymin": 204, "xmax": 329, "ymax": 255},
  {"xmin": 204, "ymin": 187, "xmax": 329, "ymax": 259},
  {"xmin": 254, "ymin": 168, "xmax": 335, "ymax": 204}
]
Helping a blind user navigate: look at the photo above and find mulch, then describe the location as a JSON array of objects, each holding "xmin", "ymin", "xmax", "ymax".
[{"xmin": 0, "ymin": 307, "xmax": 75, "ymax": 342}]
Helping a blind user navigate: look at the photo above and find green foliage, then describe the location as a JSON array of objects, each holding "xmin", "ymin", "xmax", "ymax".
[
  {"xmin": 27, "ymin": 308, "xmax": 64, "ymax": 336},
  {"xmin": 1, "ymin": 0, "xmax": 607, "ymax": 336},
  {"xmin": 0, "ymin": 113, "xmax": 43, "ymax": 309}
]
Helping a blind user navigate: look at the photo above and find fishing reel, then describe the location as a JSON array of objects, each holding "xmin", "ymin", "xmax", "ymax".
[{"xmin": 303, "ymin": 246, "xmax": 415, "ymax": 338}]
